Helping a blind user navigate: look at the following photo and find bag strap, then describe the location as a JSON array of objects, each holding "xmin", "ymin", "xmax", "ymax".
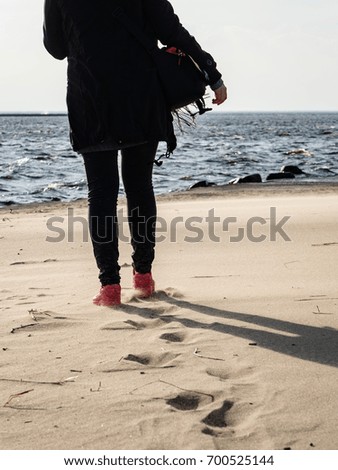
[{"xmin": 110, "ymin": 5, "xmax": 159, "ymax": 58}]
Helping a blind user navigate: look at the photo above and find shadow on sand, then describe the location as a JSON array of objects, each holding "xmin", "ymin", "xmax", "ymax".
[{"xmin": 119, "ymin": 291, "xmax": 338, "ymax": 368}]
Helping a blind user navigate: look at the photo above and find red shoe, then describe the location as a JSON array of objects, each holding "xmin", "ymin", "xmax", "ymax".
[
  {"xmin": 93, "ymin": 284, "xmax": 121, "ymax": 307},
  {"xmin": 133, "ymin": 271, "xmax": 155, "ymax": 298}
]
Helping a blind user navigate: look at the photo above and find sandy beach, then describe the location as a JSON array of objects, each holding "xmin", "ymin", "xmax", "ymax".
[{"xmin": 0, "ymin": 182, "xmax": 337, "ymax": 450}]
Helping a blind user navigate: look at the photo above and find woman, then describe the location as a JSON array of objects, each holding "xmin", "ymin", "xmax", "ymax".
[{"xmin": 43, "ymin": 0, "xmax": 227, "ymax": 307}]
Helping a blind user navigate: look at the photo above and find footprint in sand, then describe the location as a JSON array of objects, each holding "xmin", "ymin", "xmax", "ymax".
[
  {"xmin": 165, "ymin": 392, "xmax": 233, "ymax": 425},
  {"xmin": 122, "ymin": 304, "xmax": 178, "ymax": 318},
  {"xmin": 123, "ymin": 352, "xmax": 179, "ymax": 367},
  {"xmin": 124, "ymin": 354, "xmax": 151, "ymax": 365},
  {"xmin": 166, "ymin": 394, "xmax": 200, "ymax": 411},
  {"xmin": 160, "ymin": 332, "xmax": 185, "ymax": 343},
  {"xmin": 101, "ymin": 316, "xmax": 176, "ymax": 332},
  {"xmin": 201, "ymin": 400, "xmax": 234, "ymax": 428},
  {"xmin": 201, "ymin": 427, "xmax": 223, "ymax": 437},
  {"xmin": 206, "ymin": 368, "xmax": 229, "ymax": 381},
  {"xmin": 102, "ymin": 351, "xmax": 179, "ymax": 372},
  {"xmin": 206, "ymin": 365, "xmax": 255, "ymax": 382}
]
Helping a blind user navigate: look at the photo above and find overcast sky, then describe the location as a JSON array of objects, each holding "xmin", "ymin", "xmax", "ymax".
[{"xmin": 0, "ymin": 0, "xmax": 337, "ymax": 112}]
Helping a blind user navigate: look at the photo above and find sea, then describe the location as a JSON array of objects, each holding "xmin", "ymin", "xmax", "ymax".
[{"xmin": 0, "ymin": 112, "xmax": 337, "ymax": 206}]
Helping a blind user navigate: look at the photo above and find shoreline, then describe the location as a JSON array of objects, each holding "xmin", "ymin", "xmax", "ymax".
[{"xmin": 1, "ymin": 181, "xmax": 338, "ymax": 214}]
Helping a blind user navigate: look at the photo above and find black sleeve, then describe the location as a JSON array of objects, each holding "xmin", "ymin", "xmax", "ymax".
[
  {"xmin": 143, "ymin": 0, "xmax": 222, "ymax": 86},
  {"xmin": 43, "ymin": 0, "xmax": 68, "ymax": 60}
]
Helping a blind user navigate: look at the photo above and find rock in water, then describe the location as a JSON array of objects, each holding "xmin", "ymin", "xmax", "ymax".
[
  {"xmin": 228, "ymin": 174, "xmax": 262, "ymax": 184},
  {"xmin": 267, "ymin": 172, "xmax": 295, "ymax": 181},
  {"xmin": 189, "ymin": 180, "xmax": 216, "ymax": 190},
  {"xmin": 281, "ymin": 165, "xmax": 305, "ymax": 175}
]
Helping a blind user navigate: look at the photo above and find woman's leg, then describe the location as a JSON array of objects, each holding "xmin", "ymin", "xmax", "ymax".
[
  {"xmin": 82, "ymin": 150, "xmax": 121, "ymax": 286},
  {"xmin": 121, "ymin": 142, "xmax": 158, "ymax": 274}
]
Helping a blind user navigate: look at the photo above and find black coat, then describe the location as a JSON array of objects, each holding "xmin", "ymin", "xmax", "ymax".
[{"xmin": 43, "ymin": 0, "xmax": 222, "ymax": 153}]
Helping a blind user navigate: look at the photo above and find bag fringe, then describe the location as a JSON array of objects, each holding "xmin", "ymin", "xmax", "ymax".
[
  {"xmin": 154, "ymin": 97, "xmax": 212, "ymax": 167},
  {"xmin": 172, "ymin": 96, "xmax": 212, "ymax": 132}
]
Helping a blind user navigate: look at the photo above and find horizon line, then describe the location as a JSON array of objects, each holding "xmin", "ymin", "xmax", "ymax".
[{"xmin": 1, "ymin": 110, "xmax": 338, "ymax": 116}]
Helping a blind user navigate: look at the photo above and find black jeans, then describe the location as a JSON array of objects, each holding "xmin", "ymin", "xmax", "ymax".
[{"xmin": 82, "ymin": 142, "xmax": 158, "ymax": 286}]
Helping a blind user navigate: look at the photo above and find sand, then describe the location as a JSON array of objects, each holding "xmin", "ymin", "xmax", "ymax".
[{"xmin": 0, "ymin": 183, "xmax": 337, "ymax": 450}]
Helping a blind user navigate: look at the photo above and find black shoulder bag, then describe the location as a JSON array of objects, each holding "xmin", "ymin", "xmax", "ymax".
[{"xmin": 110, "ymin": 5, "xmax": 210, "ymax": 113}]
